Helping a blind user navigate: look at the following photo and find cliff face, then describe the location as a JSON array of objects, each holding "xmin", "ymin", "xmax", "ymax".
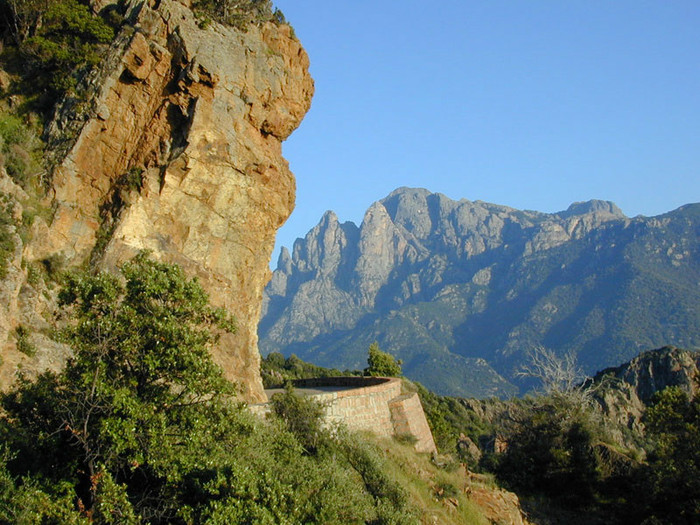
[
  {"xmin": 592, "ymin": 346, "xmax": 700, "ymax": 440},
  {"xmin": 260, "ymin": 187, "xmax": 700, "ymax": 397},
  {"xmin": 2, "ymin": 0, "xmax": 313, "ymax": 402}
]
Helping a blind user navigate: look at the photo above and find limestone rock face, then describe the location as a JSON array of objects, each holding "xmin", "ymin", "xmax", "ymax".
[
  {"xmin": 261, "ymin": 188, "xmax": 700, "ymax": 397},
  {"xmin": 13, "ymin": 0, "xmax": 313, "ymax": 402}
]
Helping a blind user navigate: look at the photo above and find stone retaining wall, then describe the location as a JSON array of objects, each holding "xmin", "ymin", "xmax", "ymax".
[
  {"xmin": 250, "ymin": 377, "xmax": 437, "ymax": 454},
  {"xmin": 389, "ymin": 393, "xmax": 437, "ymax": 453}
]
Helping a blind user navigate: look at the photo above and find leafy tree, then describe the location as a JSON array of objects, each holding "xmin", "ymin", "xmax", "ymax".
[
  {"xmin": 365, "ymin": 342, "xmax": 402, "ymax": 377},
  {"xmin": 1, "ymin": 253, "xmax": 237, "ymax": 519},
  {"xmin": 0, "ymin": 254, "xmax": 422, "ymax": 523},
  {"xmin": 496, "ymin": 397, "xmax": 602, "ymax": 505},
  {"xmin": 270, "ymin": 384, "xmax": 328, "ymax": 455},
  {"xmin": 22, "ymin": 0, "xmax": 113, "ymax": 93},
  {"xmin": 1, "ymin": 0, "xmax": 115, "ymax": 114},
  {"xmin": 644, "ymin": 385, "xmax": 700, "ymax": 523}
]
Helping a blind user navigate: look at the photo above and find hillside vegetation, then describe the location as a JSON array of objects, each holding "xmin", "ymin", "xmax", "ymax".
[
  {"xmin": 265, "ymin": 347, "xmax": 700, "ymax": 524},
  {"xmin": 1, "ymin": 255, "xmax": 497, "ymax": 524}
]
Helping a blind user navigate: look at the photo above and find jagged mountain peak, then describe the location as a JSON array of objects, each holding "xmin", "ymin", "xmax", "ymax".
[
  {"xmin": 558, "ymin": 199, "xmax": 626, "ymax": 219},
  {"xmin": 262, "ymin": 189, "xmax": 700, "ymax": 397}
]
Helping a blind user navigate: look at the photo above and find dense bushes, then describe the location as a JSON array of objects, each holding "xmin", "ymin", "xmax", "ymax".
[
  {"xmin": 0, "ymin": 112, "xmax": 42, "ymax": 188},
  {"xmin": 643, "ymin": 385, "xmax": 700, "ymax": 523},
  {"xmin": 1, "ymin": 0, "xmax": 115, "ymax": 114},
  {"xmin": 269, "ymin": 385, "xmax": 328, "ymax": 455},
  {"xmin": 260, "ymin": 351, "xmax": 352, "ymax": 388},
  {"xmin": 365, "ymin": 342, "xmax": 402, "ymax": 377},
  {"xmin": 491, "ymin": 393, "xmax": 607, "ymax": 506},
  {"xmin": 0, "ymin": 254, "xmax": 420, "ymax": 523}
]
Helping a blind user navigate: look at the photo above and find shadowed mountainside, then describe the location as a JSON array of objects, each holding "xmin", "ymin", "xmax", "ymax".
[{"xmin": 260, "ymin": 187, "xmax": 700, "ymax": 397}]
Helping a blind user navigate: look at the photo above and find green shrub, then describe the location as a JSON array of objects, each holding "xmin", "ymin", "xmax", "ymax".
[
  {"xmin": 0, "ymin": 254, "xmax": 422, "ymax": 523},
  {"xmin": 0, "ymin": 195, "xmax": 15, "ymax": 279},
  {"xmin": 492, "ymin": 394, "xmax": 609, "ymax": 506},
  {"xmin": 365, "ymin": 342, "xmax": 402, "ymax": 377},
  {"xmin": 14, "ymin": 325, "xmax": 35, "ymax": 357},
  {"xmin": 643, "ymin": 385, "xmax": 700, "ymax": 523},
  {"xmin": 2, "ymin": 0, "xmax": 115, "ymax": 115},
  {"xmin": 192, "ymin": 0, "xmax": 286, "ymax": 31},
  {"xmin": 434, "ymin": 479, "xmax": 460, "ymax": 501},
  {"xmin": 38, "ymin": 253, "xmax": 65, "ymax": 282},
  {"xmin": 341, "ymin": 433, "xmax": 417, "ymax": 523},
  {"xmin": 260, "ymin": 351, "xmax": 350, "ymax": 388},
  {"xmin": 118, "ymin": 167, "xmax": 143, "ymax": 193},
  {"xmin": 0, "ymin": 114, "xmax": 41, "ymax": 188},
  {"xmin": 269, "ymin": 385, "xmax": 328, "ymax": 455}
]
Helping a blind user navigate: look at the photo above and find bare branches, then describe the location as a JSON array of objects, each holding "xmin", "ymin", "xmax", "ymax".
[
  {"xmin": 517, "ymin": 346, "xmax": 584, "ymax": 395},
  {"xmin": 516, "ymin": 345, "xmax": 602, "ymax": 409}
]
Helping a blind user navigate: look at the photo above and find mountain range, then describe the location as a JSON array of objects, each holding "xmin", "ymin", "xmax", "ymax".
[{"xmin": 259, "ymin": 187, "xmax": 700, "ymax": 397}]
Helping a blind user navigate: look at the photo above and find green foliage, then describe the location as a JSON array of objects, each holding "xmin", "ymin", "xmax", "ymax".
[
  {"xmin": 365, "ymin": 342, "xmax": 402, "ymax": 377},
  {"xmin": 0, "ymin": 113, "xmax": 42, "ymax": 188},
  {"xmin": 411, "ymin": 380, "xmax": 494, "ymax": 461},
  {"xmin": 0, "ymin": 450, "xmax": 86, "ymax": 524},
  {"xmin": 22, "ymin": 0, "xmax": 113, "ymax": 93},
  {"xmin": 1, "ymin": 253, "xmax": 237, "ymax": 518},
  {"xmin": 492, "ymin": 394, "xmax": 608, "ymax": 506},
  {"xmin": 0, "ymin": 194, "xmax": 15, "ymax": 279},
  {"xmin": 341, "ymin": 433, "xmax": 417, "ymax": 524},
  {"xmin": 91, "ymin": 469, "xmax": 138, "ymax": 525},
  {"xmin": 643, "ymin": 385, "xmax": 700, "ymax": 523},
  {"xmin": 192, "ymin": 0, "xmax": 287, "ymax": 31},
  {"xmin": 0, "ymin": 254, "xmax": 428, "ymax": 523},
  {"xmin": 13, "ymin": 325, "xmax": 35, "ymax": 357},
  {"xmin": 269, "ymin": 385, "xmax": 328, "ymax": 455},
  {"xmin": 118, "ymin": 167, "xmax": 143, "ymax": 193},
  {"xmin": 260, "ymin": 351, "xmax": 352, "ymax": 388},
  {"xmin": 1, "ymin": 0, "xmax": 115, "ymax": 114}
]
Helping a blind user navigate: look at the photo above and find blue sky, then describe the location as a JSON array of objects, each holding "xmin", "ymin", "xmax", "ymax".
[{"xmin": 270, "ymin": 0, "xmax": 700, "ymax": 261}]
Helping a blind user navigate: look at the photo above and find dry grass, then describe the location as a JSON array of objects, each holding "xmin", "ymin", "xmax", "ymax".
[{"xmin": 360, "ymin": 432, "xmax": 494, "ymax": 525}]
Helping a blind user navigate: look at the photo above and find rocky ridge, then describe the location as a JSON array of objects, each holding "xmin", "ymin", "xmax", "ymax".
[
  {"xmin": 1, "ymin": 0, "xmax": 313, "ymax": 402},
  {"xmin": 591, "ymin": 346, "xmax": 700, "ymax": 440},
  {"xmin": 260, "ymin": 187, "xmax": 700, "ymax": 396}
]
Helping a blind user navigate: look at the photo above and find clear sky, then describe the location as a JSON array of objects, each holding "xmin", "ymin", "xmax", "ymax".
[{"xmin": 270, "ymin": 0, "xmax": 700, "ymax": 261}]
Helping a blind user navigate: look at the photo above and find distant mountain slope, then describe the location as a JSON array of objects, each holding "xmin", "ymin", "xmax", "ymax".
[{"xmin": 259, "ymin": 187, "xmax": 700, "ymax": 397}]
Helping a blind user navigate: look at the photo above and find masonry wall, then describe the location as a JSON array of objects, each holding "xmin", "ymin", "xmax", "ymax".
[
  {"xmin": 253, "ymin": 377, "xmax": 437, "ymax": 454},
  {"xmin": 389, "ymin": 393, "xmax": 437, "ymax": 453},
  {"xmin": 299, "ymin": 377, "xmax": 403, "ymax": 439}
]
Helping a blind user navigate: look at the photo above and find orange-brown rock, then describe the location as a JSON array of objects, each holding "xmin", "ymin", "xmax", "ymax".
[
  {"xmin": 16, "ymin": 0, "xmax": 313, "ymax": 402},
  {"xmin": 468, "ymin": 472, "xmax": 531, "ymax": 525}
]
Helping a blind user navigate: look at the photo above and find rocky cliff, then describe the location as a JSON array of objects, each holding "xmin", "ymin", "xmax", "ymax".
[
  {"xmin": 1, "ymin": 0, "xmax": 313, "ymax": 402},
  {"xmin": 260, "ymin": 187, "xmax": 700, "ymax": 397},
  {"xmin": 592, "ymin": 346, "xmax": 700, "ymax": 440}
]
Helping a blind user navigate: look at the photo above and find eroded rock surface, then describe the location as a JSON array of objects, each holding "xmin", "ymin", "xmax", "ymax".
[
  {"xmin": 592, "ymin": 346, "xmax": 700, "ymax": 443},
  {"xmin": 5, "ymin": 0, "xmax": 313, "ymax": 402}
]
